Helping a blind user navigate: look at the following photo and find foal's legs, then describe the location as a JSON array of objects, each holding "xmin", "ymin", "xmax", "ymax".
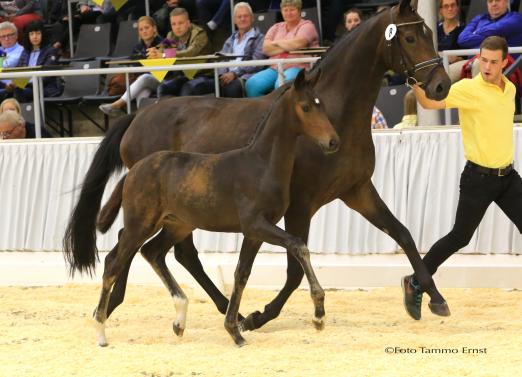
[
  {"xmin": 243, "ymin": 217, "xmax": 325, "ymax": 330},
  {"xmin": 241, "ymin": 208, "xmax": 310, "ymax": 331},
  {"xmin": 140, "ymin": 227, "xmax": 192, "ymax": 337},
  {"xmin": 340, "ymin": 181, "xmax": 447, "ymax": 307},
  {"xmin": 93, "ymin": 228, "xmax": 144, "ymax": 346},
  {"xmin": 224, "ymin": 237, "xmax": 262, "ymax": 346}
]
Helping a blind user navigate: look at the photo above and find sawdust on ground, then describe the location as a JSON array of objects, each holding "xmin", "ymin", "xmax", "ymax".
[{"xmin": 0, "ymin": 285, "xmax": 520, "ymax": 377}]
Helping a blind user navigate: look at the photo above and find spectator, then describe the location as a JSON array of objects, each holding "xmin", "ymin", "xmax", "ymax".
[
  {"xmin": 456, "ymin": 0, "xmax": 522, "ymax": 79},
  {"xmin": 152, "ymin": 7, "xmax": 212, "ymax": 98},
  {"xmin": 0, "ymin": 98, "xmax": 50, "ymax": 138},
  {"xmin": 323, "ymin": 0, "xmax": 358, "ymax": 43},
  {"xmin": 99, "ymin": 16, "xmax": 164, "ymax": 117},
  {"xmin": 0, "ymin": 0, "xmax": 42, "ymax": 38},
  {"xmin": 0, "ymin": 22, "xmax": 24, "ymax": 102},
  {"xmin": 49, "ymin": 0, "xmax": 102, "ymax": 54},
  {"xmin": 196, "ymin": 0, "xmax": 230, "ymax": 33},
  {"xmin": 245, "ymin": 0, "xmax": 319, "ymax": 97},
  {"xmin": 153, "ymin": 0, "xmax": 197, "ymax": 37},
  {"xmin": 344, "ymin": 8, "xmax": 362, "ymax": 33},
  {"xmin": 181, "ymin": 2, "xmax": 264, "ymax": 97},
  {"xmin": 371, "ymin": 107, "xmax": 388, "ymax": 129},
  {"xmin": 11, "ymin": 21, "xmax": 62, "ymax": 103},
  {"xmin": 394, "ymin": 90, "xmax": 418, "ymax": 129},
  {"xmin": 438, "ymin": 0, "xmax": 465, "ymax": 55}
]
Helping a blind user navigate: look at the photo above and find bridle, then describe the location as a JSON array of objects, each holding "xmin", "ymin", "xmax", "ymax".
[{"xmin": 387, "ymin": 6, "xmax": 443, "ymax": 88}]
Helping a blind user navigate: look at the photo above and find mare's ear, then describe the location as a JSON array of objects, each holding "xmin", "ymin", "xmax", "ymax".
[
  {"xmin": 293, "ymin": 69, "xmax": 306, "ymax": 91},
  {"xmin": 399, "ymin": 0, "xmax": 417, "ymax": 13},
  {"xmin": 308, "ymin": 67, "xmax": 322, "ymax": 88}
]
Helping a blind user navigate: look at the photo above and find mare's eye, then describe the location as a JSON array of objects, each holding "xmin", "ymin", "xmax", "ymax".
[
  {"xmin": 406, "ymin": 36, "xmax": 415, "ymax": 44},
  {"xmin": 301, "ymin": 105, "xmax": 310, "ymax": 113}
]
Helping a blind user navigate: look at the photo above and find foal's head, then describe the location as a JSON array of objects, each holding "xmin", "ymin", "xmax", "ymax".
[{"xmin": 289, "ymin": 69, "xmax": 340, "ymax": 154}]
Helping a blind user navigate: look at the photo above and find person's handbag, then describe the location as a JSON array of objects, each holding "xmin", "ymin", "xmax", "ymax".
[{"xmin": 107, "ymin": 73, "xmax": 139, "ymax": 96}]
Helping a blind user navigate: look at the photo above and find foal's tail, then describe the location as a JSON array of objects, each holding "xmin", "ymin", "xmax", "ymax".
[
  {"xmin": 97, "ymin": 175, "xmax": 126, "ymax": 234},
  {"xmin": 63, "ymin": 114, "xmax": 135, "ymax": 277}
]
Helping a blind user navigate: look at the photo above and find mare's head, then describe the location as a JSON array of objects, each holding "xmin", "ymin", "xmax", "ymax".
[
  {"xmin": 290, "ymin": 69, "xmax": 340, "ymax": 154},
  {"xmin": 383, "ymin": 0, "xmax": 450, "ymax": 100}
]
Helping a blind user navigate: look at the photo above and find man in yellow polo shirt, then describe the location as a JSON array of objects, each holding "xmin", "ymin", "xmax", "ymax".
[{"xmin": 402, "ymin": 36, "xmax": 519, "ymax": 320}]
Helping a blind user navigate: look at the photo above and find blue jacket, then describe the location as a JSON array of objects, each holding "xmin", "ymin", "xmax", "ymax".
[
  {"xmin": 17, "ymin": 45, "xmax": 63, "ymax": 97},
  {"xmin": 217, "ymin": 27, "xmax": 265, "ymax": 79},
  {"xmin": 131, "ymin": 35, "xmax": 163, "ymax": 57},
  {"xmin": 457, "ymin": 11, "xmax": 522, "ymax": 49}
]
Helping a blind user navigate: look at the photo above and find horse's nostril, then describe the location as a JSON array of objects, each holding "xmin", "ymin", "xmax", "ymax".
[
  {"xmin": 436, "ymin": 84, "xmax": 444, "ymax": 93},
  {"xmin": 329, "ymin": 139, "xmax": 340, "ymax": 150}
]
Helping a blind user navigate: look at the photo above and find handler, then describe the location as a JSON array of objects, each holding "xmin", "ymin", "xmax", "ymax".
[{"xmin": 402, "ymin": 36, "xmax": 522, "ymax": 320}]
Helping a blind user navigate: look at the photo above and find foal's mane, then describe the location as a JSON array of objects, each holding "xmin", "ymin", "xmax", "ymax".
[{"xmin": 244, "ymin": 85, "xmax": 292, "ymax": 148}]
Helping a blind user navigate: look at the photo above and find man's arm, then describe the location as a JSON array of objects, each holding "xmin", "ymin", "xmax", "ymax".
[{"xmin": 412, "ymin": 85, "xmax": 446, "ymax": 110}]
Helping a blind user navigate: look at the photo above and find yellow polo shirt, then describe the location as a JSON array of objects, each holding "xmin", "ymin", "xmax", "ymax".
[{"xmin": 445, "ymin": 74, "xmax": 516, "ymax": 168}]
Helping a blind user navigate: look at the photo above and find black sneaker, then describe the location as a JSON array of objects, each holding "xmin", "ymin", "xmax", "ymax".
[{"xmin": 401, "ymin": 275, "xmax": 423, "ymax": 320}]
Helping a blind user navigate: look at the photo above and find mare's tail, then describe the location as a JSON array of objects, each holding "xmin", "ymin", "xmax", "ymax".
[
  {"xmin": 63, "ymin": 114, "xmax": 135, "ymax": 276},
  {"xmin": 97, "ymin": 175, "xmax": 126, "ymax": 234}
]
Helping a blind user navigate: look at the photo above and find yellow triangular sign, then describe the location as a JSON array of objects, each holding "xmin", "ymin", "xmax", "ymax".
[
  {"xmin": 139, "ymin": 58, "xmax": 176, "ymax": 82},
  {"xmin": 92, "ymin": 0, "xmax": 128, "ymax": 11}
]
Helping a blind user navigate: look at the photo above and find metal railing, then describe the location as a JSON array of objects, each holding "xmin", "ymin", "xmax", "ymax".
[
  {"xmin": 440, "ymin": 46, "xmax": 522, "ymax": 125},
  {"xmin": 0, "ymin": 57, "xmax": 319, "ymax": 138}
]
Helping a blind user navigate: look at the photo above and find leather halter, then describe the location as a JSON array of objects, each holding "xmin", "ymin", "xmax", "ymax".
[{"xmin": 387, "ymin": 6, "xmax": 443, "ymax": 88}]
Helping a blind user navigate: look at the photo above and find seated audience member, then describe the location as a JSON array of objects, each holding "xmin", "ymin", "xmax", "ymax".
[
  {"xmin": 245, "ymin": 0, "xmax": 319, "ymax": 97},
  {"xmin": 196, "ymin": 0, "xmax": 231, "ymax": 33},
  {"xmin": 323, "ymin": 0, "xmax": 358, "ymax": 43},
  {"xmin": 0, "ymin": 0, "xmax": 42, "ymax": 38},
  {"xmin": 438, "ymin": 0, "xmax": 466, "ymax": 82},
  {"xmin": 0, "ymin": 98, "xmax": 51, "ymax": 138},
  {"xmin": 152, "ymin": 7, "xmax": 212, "ymax": 98},
  {"xmin": 181, "ymin": 2, "xmax": 264, "ymax": 97},
  {"xmin": 49, "ymin": 0, "xmax": 102, "ymax": 53},
  {"xmin": 0, "ymin": 22, "xmax": 24, "ymax": 102},
  {"xmin": 456, "ymin": 0, "xmax": 522, "ymax": 79},
  {"xmin": 371, "ymin": 107, "xmax": 388, "ymax": 129},
  {"xmin": 344, "ymin": 8, "xmax": 362, "ymax": 34},
  {"xmin": 394, "ymin": 90, "xmax": 418, "ymax": 129},
  {"xmin": 153, "ymin": 0, "xmax": 197, "ymax": 37},
  {"xmin": 10, "ymin": 21, "xmax": 62, "ymax": 103},
  {"xmin": 99, "ymin": 16, "xmax": 164, "ymax": 116}
]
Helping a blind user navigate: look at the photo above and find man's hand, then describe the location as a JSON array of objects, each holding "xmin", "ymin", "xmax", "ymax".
[
  {"xmin": 79, "ymin": 5, "xmax": 90, "ymax": 14},
  {"xmin": 219, "ymin": 72, "xmax": 236, "ymax": 85}
]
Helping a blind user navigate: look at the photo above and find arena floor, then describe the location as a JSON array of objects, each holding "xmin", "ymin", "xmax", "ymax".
[{"xmin": 1, "ymin": 284, "xmax": 520, "ymax": 376}]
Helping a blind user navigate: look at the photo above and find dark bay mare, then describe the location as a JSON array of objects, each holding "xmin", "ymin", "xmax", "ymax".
[
  {"xmin": 90, "ymin": 71, "xmax": 339, "ymax": 346},
  {"xmin": 64, "ymin": 0, "xmax": 451, "ymax": 332}
]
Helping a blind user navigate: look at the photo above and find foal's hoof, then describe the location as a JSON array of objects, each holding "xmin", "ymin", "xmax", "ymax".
[
  {"xmin": 98, "ymin": 340, "xmax": 108, "ymax": 347},
  {"xmin": 312, "ymin": 316, "xmax": 325, "ymax": 331},
  {"xmin": 173, "ymin": 323, "xmax": 185, "ymax": 337},
  {"xmin": 239, "ymin": 311, "xmax": 261, "ymax": 332},
  {"xmin": 429, "ymin": 300, "xmax": 451, "ymax": 317}
]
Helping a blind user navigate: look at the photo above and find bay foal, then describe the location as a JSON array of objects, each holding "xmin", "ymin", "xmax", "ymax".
[{"xmin": 93, "ymin": 70, "xmax": 340, "ymax": 346}]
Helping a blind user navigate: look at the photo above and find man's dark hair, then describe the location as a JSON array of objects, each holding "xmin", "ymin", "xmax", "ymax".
[{"xmin": 480, "ymin": 36, "xmax": 509, "ymax": 59}]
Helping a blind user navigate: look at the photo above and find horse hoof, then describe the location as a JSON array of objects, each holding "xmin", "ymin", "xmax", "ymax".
[
  {"xmin": 234, "ymin": 336, "xmax": 248, "ymax": 347},
  {"xmin": 98, "ymin": 341, "xmax": 108, "ymax": 347},
  {"xmin": 173, "ymin": 323, "xmax": 185, "ymax": 337},
  {"xmin": 312, "ymin": 317, "xmax": 325, "ymax": 330},
  {"xmin": 239, "ymin": 311, "xmax": 260, "ymax": 332},
  {"xmin": 429, "ymin": 300, "xmax": 451, "ymax": 317}
]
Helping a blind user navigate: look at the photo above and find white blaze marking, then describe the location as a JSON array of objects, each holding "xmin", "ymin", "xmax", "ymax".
[
  {"xmin": 173, "ymin": 295, "xmax": 188, "ymax": 329},
  {"xmin": 385, "ymin": 24, "xmax": 397, "ymax": 41}
]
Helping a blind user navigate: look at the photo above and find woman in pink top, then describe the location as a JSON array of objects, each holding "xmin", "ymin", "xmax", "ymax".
[{"xmin": 245, "ymin": 0, "xmax": 318, "ymax": 97}]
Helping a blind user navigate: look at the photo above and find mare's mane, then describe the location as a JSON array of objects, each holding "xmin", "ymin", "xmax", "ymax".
[{"xmin": 309, "ymin": 7, "xmax": 385, "ymax": 75}]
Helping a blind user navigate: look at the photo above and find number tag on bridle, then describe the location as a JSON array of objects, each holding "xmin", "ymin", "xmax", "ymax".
[{"xmin": 385, "ymin": 24, "xmax": 397, "ymax": 41}]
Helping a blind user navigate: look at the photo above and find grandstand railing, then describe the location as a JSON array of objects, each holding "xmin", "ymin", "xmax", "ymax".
[
  {"xmin": 441, "ymin": 46, "xmax": 522, "ymax": 125},
  {"xmin": 0, "ymin": 57, "xmax": 319, "ymax": 137}
]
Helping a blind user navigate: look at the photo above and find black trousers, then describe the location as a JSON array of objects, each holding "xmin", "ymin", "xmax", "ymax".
[{"xmin": 423, "ymin": 162, "xmax": 522, "ymax": 275}]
